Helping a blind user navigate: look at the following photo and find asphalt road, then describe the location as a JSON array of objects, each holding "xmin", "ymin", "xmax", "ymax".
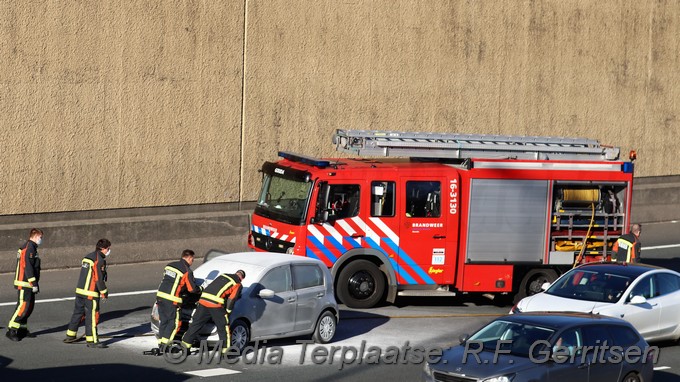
[{"xmin": 0, "ymin": 220, "xmax": 679, "ymax": 381}]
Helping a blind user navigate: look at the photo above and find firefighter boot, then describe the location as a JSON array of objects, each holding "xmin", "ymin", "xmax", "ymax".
[
  {"xmin": 87, "ymin": 342, "xmax": 108, "ymax": 349},
  {"xmin": 5, "ymin": 329, "xmax": 20, "ymax": 342},
  {"xmin": 18, "ymin": 328, "xmax": 36, "ymax": 339}
]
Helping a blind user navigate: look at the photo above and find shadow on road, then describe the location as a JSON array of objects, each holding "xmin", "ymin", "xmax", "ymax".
[{"xmin": 0, "ymin": 355, "xmax": 188, "ymax": 381}]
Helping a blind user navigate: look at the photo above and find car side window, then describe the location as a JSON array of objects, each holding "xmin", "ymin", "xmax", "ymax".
[
  {"xmin": 628, "ymin": 275, "xmax": 655, "ymax": 300},
  {"xmin": 581, "ymin": 325, "xmax": 614, "ymax": 347},
  {"xmin": 607, "ymin": 325, "xmax": 641, "ymax": 347},
  {"xmin": 292, "ymin": 264, "xmax": 324, "ymax": 290},
  {"xmin": 371, "ymin": 181, "xmax": 395, "ymax": 217},
  {"xmin": 260, "ymin": 265, "xmax": 292, "ymax": 293},
  {"xmin": 654, "ymin": 273, "xmax": 680, "ymax": 296}
]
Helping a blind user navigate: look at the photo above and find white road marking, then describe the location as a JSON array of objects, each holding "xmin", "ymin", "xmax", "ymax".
[
  {"xmin": 185, "ymin": 368, "xmax": 241, "ymax": 377},
  {"xmin": 642, "ymin": 244, "xmax": 680, "ymax": 250},
  {"xmin": 654, "ymin": 366, "xmax": 671, "ymax": 371},
  {"xmin": 0, "ymin": 289, "xmax": 156, "ymax": 307}
]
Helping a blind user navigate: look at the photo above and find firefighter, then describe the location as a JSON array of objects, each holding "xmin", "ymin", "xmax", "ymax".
[
  {"xmin": 6, "ymin": 228, "xmax": 44, "ymax": 341},
  {"xmin": 63, "ymin": 238, "xmax": 111, "ymax": 348},
  {"xmin": 612, "ymin": 223, "xmax": 642, "ymax": 263},
  {"xmin": 181, "ymin": 270, "xmax": 245, "ymax": 355},
  {"xmin": 155, "ymin": 249, "xmax": 201, "ymax": 353}
]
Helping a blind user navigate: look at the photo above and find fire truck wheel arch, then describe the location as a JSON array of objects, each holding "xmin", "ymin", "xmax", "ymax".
[{"xmin": 331, "ymin": 249, "xmax": 397, "ymax": 308}]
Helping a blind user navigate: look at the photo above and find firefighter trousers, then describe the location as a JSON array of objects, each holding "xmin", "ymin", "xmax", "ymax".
[
  {"xmin": 66, "ymin": 296, "xmax": 101, "ymax": 343},
  {"xmin": 8, "ymin": 288, "xmax": 35, "ymax": 330},
  {"xmin": 157, "ymin": 298, "xmax": 181, "ymax": 345},
  {"xmin": 181, "ymin": 304, "xmax": 230, "ymax": 353}
]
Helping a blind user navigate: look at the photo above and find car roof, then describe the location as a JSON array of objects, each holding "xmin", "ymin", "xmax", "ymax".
[
  {"xmin": 499, "ymin": 312, "xmax": 629, "ymax": 329},
  {"xmin": 207, "ymin": 251, "xmax": 323, "ymax": 268},
  {"xmin": 572, "ymin": 262, "xmax": 663, "ymax": 278}
]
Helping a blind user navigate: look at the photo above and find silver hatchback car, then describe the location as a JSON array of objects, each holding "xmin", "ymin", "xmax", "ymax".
[{"xmin": 151, "ymin": 251, "xmax": 339, "ymax": 350}]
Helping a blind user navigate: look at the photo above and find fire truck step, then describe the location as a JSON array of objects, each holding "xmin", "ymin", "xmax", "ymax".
[{"xmin": 397, "ymin": 289, "xmax": 457, "ymax": 297}]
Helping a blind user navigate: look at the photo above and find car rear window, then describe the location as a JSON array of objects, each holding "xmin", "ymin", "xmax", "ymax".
[{"xmin": 607, "ymin": 325, "xmax": 641, "ymax": 347}]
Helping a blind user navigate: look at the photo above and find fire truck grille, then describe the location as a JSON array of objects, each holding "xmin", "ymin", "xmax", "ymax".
[{"xmin": 251, "ymin": 231, "xmax": 293, "ymax": 253}]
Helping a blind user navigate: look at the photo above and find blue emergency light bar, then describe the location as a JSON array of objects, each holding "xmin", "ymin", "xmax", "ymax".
[{"xmin": 278, "ymin": 151, "xmax": 330, "ymax": 168}]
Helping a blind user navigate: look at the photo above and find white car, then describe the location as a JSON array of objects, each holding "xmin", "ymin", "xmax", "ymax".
[
  {"xmin": 151, "ymin": 251, "xmax": 339, "ymax": 350},
  {"xmin": 511, "ymin": 262, "xmax": 680, "ymax": 342}
]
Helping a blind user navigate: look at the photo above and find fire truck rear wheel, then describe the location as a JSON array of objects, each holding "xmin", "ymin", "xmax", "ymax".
[
  {"xmin": 337, "ymin": 260, "xmax": 386, "ymax": 309},
  {"xmin": 514, "ymin": 269, "xmax": 558, "ymax": 304}
]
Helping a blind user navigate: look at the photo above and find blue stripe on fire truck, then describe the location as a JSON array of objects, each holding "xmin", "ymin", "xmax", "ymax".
[
  {"xmin": 343, "ymin": 236, "xmax": 362, "ymax": 249},
  {"xmin": 364, "ymin": 237, "xmax": 417, "ymax": 285},
  {"xmin": 389, "ymin": 239, "xmax": 435, "ymax": 284},
  {"xmin": 251, "ymin": 225, "xmax": 270, "ymax": 237},
  {"xmin": 306, "ymin": 236, "xmax": 338, "ymax": 262}
]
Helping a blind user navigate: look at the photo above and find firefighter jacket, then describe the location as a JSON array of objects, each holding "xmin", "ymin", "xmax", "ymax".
[
  {"xmin": 156, "ymin": 258, "xmax": 199, "ymax": 304},
  {"xmin": 613, "ymin": 233, "xmax": 641, "ymax": 262},
  {"xmin": 75, "ymin": 250, "xmax": 108, "ymax": 299},
  {"xmin": 14, "ymin": 240, "xmax": 41, "ymax": 290},
  {"xmin": 199, "ymin": 273, "xmax": 243, "ymax": 312}
]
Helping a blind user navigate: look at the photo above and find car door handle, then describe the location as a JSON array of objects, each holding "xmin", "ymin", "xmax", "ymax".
[
  {"xmin": 577, "ymin": 363, "xmax": 589, "ymax": 369},
  {"xmin": 351, "ymin": 233, "xmax": 364, "ymax": 238},
  {"xmin": 316, "ymin": 292, "xmax": 325, "ymax": 298},
  {"xmin": 287, "ymin": 297, "xmax": 296, "ymax": 303},
  {"xmin": 433, "ymin": 235, "xmax": 446, "ymax": 239}
]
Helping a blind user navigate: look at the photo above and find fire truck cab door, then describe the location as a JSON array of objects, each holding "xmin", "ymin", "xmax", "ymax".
[{"xmin": 397, "ymin": 177, "xmax": 455, "ymax": 286}]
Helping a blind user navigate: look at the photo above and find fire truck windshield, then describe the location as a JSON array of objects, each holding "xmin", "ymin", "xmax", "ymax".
[{"xmin": 255, "ymin": 172, "xmax": 312, "ymax": 225}]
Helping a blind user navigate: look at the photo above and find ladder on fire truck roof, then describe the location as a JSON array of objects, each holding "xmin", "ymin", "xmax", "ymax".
[{"xmin": 332, "ymin": 129, "xmax": 621, "ymax": 161}]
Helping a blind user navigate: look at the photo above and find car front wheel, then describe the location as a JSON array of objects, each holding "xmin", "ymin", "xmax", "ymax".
[
  {"xmin": 312, "ymin": 311, "xmax": 337, "ymax": 344},
  {"xmin": 621, "ymin": 372, "xmax": 641, "ymax": 382},
  {"xmin": 230, "ymin": 320, "xmax": 250, "ymax": 352}
]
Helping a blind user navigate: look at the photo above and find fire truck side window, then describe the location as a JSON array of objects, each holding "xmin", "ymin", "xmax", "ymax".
[
  {"xmin": 328, "ymin": 184, "xmax": 360, "ymax": 219},
  {"xmin": 371, "ymin": 181, "xmax": 395, "ymax": 217},
  {"xmin": 406, "ymin": 181, "xmax": 441, "ymax": 218}
]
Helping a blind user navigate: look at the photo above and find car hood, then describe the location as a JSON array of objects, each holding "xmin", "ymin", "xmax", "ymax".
[
  {"xmin": 517, "ymin": 292, "xmax": 613, "ymax": 314},
  {"xmin": 431, "ymin": 346, "xmax": 540, "ymax": 378}
]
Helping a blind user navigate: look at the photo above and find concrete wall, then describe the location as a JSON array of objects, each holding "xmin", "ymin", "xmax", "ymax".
[{"xmin": 2, "ymin": 1, "xmax": 679, "ymax": 216}]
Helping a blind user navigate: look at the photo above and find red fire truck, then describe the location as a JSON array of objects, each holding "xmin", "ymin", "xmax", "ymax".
[{"xmin": 248, "ymin": 130, "xmax": 635, "ymax": 308}]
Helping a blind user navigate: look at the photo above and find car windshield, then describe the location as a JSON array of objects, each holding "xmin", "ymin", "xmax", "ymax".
[
  {"xmin": 468, "ymin": 320, "xmax": 554, "ymax": 357},
  {"xmin": 255, "ymin": 173, "xmax": 312, "ymax": 225},
  {"xmin": 546, "ymin": 269, "xmax": 634, "ymax": 303}
]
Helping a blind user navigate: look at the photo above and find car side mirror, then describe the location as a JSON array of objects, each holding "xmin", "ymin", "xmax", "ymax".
[
  {"xmin": 541, "ymin": 282, "xmax": 551, "ymax": 291},
  {"xmin": 459, "ymin": 334, "xmax": 470, "ymax": 344},
  {"xmin": 629, "ymin": 295, "xmax": 647, "ymax": 305},
  {"xmin": 259, "ymin": 289, "xmax": 275, "ymax": 299}
]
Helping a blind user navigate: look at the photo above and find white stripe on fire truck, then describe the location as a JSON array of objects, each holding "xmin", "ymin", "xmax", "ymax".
[
  {"xmin": 307, "ymin": 225, "xmax": 325, "ymax": 244},
  {"xmin": 322, "ymin": 222, "xmax": 344, "ymax": 244},
  {"xmin": 370, "ymin": 217, "xmax": 399, "ymax": 245},
  {"xmin": 353, "ymin": 217, "xmax": 382, "ymax": 246},
  {"xmin": 336, "ymin": 219, "xmax": 362, "ymax": 245}
]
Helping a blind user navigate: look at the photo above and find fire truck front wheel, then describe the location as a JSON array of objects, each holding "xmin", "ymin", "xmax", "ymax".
[{"xmin": 337, "ymin": 260, "xmax": 386, "ymax": 309}]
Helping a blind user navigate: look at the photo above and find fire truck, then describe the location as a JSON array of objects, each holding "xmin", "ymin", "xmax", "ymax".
[{"xmin": 248, "ymin": 129, "xmax": 635, "ymax": 308}]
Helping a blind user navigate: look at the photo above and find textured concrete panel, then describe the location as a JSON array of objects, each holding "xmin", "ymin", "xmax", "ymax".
[
  {"xmin": 1, "ymin": 1, "xmax": 680, "ymax": 215},
  {"xmin": 1, "ymin": 1, "xmax": 244, "ymax": 214}
]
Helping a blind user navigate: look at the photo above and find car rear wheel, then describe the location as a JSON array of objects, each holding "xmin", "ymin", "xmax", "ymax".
[
  {"xmin": 621, "ymin": 372, "xmax": 641, "ymax": 382},
  {"xmin": 337, "ymin": 260, "xmax": 386, "ymax": 309},
  {"xmin": 230, "ymin": 320, "xmax": 250, "ymax": 352},
  {"xmin": 312, "ymin": 311, "xmax": 337, "ymax": 344}
]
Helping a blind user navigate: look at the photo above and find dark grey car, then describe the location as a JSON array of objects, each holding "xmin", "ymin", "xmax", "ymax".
[{"xmin": 424, "ymin": 313, "xmax": 655, "ymax": 382}]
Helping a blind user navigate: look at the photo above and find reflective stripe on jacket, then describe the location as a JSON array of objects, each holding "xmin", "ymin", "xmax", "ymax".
[
  {"xmin": 75, "ymin": 251, "xmax": 108, "ymax": 299},
  {"xmin": 199, "ymin": 273, "xmax": 242, "ymax": 310},
  {"xmin": 14, "ymin": 241, "xmax": 40, "ymax": 289},
  {"xmin": 156, "ymin": 259, "xmax": 198, "ymax": 303}
]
